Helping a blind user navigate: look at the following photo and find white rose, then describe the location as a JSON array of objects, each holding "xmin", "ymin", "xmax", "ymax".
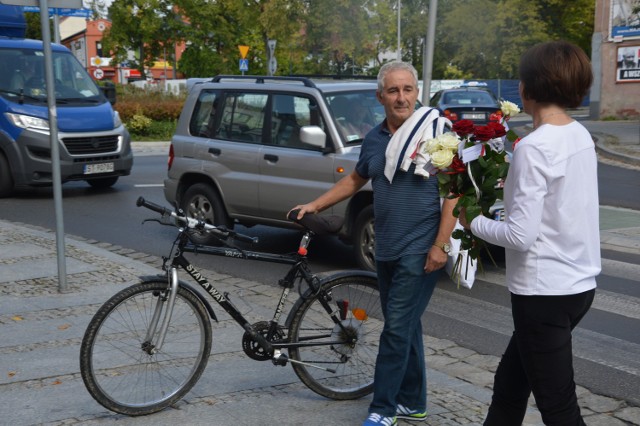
[
  {"xmin": 430, "ymin": 149, "xmax": 455, "ymax": 169},
  {"xmin": 438, "ymin": 133, "xmax": 461, "ymax": 151},
  {"xmin": 500, "ymin": 100, "xmax": 520, "ymax": 117},
  {"xmin": 421, "ymin": 137, "xmax": 441, "ymax": 155}
]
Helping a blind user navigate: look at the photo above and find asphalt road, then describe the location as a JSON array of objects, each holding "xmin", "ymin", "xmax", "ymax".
[{"xmin": 1, "ymin": 150, "xmax": 639, "ymax": 406}]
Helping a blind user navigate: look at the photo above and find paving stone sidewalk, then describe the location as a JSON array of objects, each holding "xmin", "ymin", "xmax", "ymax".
[{"xmin": 1, "ymin": 220, "xmax": 639, "ymax": 426}]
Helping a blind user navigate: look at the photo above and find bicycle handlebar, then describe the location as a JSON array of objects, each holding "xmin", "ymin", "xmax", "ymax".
[{"xmin": 136, "ymin": 197, "xmax": 259, "ymax": 245}]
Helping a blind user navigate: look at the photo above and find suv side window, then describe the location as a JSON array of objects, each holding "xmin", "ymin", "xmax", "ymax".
[
  {"xmin": 270, "ymin": 94, "xmax": 324, "ymax": 149},
  {"xmin": 218, "ymin": 92, "xmax": 268, "ymax": 143},
  {"xmin": 189, "ymin": 90, "xmax": 219, "ymax": 138}
]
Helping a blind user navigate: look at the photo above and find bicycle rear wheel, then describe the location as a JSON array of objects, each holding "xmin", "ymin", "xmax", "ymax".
[
  {"xmin": 80, "ymin": 280, "xmax": 212, "ymax": 416},
  {"xmin": 288, "ymin": 275, "xmax": 382, "ymax": 400}
]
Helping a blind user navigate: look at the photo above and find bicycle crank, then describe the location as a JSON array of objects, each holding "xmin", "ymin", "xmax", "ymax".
[{"xmin": 242, "ymin": 321, "xmax": 285, "ymax": 361}]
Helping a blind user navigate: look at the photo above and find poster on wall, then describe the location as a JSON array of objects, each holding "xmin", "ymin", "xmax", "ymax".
[
  {"xmin": 616, "ymin": 46, "xmax": 640, "ymax": 82},
  {"xmin": 611, "ymin": 0, "xmax": 640, "ymax": 39}
]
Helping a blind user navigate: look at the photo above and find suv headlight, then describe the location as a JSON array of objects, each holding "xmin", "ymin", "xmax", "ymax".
[{"xmin": 5, "ymin": 112, "xmax": 50, "ymax": 131}]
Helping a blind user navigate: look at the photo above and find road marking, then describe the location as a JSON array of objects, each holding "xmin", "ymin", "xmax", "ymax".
[
  {"xmin": 469, "ymin": 261, "xmax": 640, "ymax": 321},
  {"xmin": 431, "ymin": 288, "xmax": 640, "ymax": 377},
  {"xmin": 134, "ymin": 184, "xmax": 164, "ymax": 188}
]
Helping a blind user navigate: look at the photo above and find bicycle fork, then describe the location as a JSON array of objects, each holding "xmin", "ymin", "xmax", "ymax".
[{"xmin": 143, "ymin": 267, "xmax": 180, "ymax": 354}]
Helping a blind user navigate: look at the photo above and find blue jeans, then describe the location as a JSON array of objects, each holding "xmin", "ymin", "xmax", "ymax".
[{"xmin": 369, "ymin": 254, "xmax": 439, "ymax": 417}]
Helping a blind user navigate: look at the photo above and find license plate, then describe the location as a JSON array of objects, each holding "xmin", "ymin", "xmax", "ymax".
[
  {"xmin": 84, "ymin": 162, "xmax": 114, "ymax": 175},
  {"xmin": 462, "ymin": 113, "xmax": 485, "ymax": 120}
]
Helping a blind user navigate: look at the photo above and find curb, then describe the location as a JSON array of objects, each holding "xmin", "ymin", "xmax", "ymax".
[{"xmin": 593, "ymin": 133, "xmax": 640, "ymax": 168}]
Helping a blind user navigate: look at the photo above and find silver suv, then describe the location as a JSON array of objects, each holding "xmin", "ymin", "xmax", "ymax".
[{"xmin": 164, "ymin": 76, "xmax": 383, "ymax": 271}]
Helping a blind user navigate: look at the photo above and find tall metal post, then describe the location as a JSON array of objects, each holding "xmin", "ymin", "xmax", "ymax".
[
  {"xmin": 421, "ymin": 0, "xmax": 438, "ymax": 105},
  {"xmin": 396, "ymin": 0, "xmax": 401, "ymax": 61},
  {"xmin": 39, "ymin": 0, "xmax": 67, "ymax": 292}
]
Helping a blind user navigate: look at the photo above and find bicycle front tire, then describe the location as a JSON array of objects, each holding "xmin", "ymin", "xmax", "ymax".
[
  {"xmin": 79, "ymin": 280, "xmax": 212, "ymax": 416},
  {"xmin": 288, "ymin": 275, "xmax": 382, "ymax": 400}
]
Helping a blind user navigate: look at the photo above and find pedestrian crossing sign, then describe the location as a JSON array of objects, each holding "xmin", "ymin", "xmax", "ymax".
[{"xmin": 239, "ymin": 59, "xmax": 249, "ymax": 72}]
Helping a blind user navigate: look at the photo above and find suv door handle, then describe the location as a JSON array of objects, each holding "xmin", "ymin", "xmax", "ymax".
[
  {"xmin": 264, "ymin": 154, "xmax": 279, "ymax": 163},
  {"xmin": 208, "ymin": 148, "xmax": 221, "ymax": 156}
]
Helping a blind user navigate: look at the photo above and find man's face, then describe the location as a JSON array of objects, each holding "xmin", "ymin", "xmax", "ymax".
[{"xmin": 376, "ymin": 69, "xmax": 418, "ymax": 131}]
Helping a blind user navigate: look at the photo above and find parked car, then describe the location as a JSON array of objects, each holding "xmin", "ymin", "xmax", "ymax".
[
  {"xmin": 164, "ymin": 75, "xmax": 505, "ymax": 272},
  {"xmin": 429, "ymin": 87, "xmax": 502, "ymax": 125},
  {"xmin": 164, "ymin": 75, "xmax": 384, "ymax": 271}
]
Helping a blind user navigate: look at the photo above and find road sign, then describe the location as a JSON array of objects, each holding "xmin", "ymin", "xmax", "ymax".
[
  {"xmin": 22, "ymin": 6, "xmax": 90, "ymax": 16},
  {"xmin": 239, "ymin": 59, "xmax": 249, "ymax": 72},
  {"xmin": 2, "ymin": 0, "xmax": 82, "ymax": 7},
  {"xmin": 267, "ymin": 39, "xmax": 276, "ymax": 55},
  {"xmin": 268, "ymin": 57, "xmax": 277, "ymax": 76},
  {"xmin": 93, "ymin": 68, "xmax": 104, "ymax": 80},
  {"xmin": 238, "ymin": 45, "xmax": 249, "ymax": 59}
]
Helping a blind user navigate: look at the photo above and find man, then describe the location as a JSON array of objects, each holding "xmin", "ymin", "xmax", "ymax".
[{"xmin": 290, "ymin": 61, "xmax": 457, "ymax": 426}]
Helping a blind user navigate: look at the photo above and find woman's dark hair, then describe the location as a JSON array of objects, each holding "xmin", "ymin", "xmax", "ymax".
[{"xmin": 519, "ymin": 41, "xmax": 593, "ymax": 109}]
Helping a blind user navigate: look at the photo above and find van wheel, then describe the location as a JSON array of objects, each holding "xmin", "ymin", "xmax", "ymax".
[
  {"xmin": 181, "ymin": 183, "xmax": 230, "ymax": 246},
  {"xmin": 0, "ymin": 153, "xmax": 14, "ymax": 198},
  {"xmin": 87, "ymin": 177, "xmax": 119, "ymax": 188},
  {"xmin": 353, "ymin": 205, "xmax": 376, "ymax": 272}
]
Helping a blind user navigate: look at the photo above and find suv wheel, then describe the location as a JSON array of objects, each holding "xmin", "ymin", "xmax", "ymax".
[
  {"xmin": 0, "ymin": 153, "xmax": 14, "ymax": 198},
  {"xmin": 181, "ymin": 183, "xmax": 230, "ymax": 246},
  {"xmin": 353, "ymin": 205, "xmax": 375, "ymax": 272}
]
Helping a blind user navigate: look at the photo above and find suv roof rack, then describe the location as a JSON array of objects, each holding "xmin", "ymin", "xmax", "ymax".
[{"xmin": 211, "ymin": 75, "xmax": 317, "ymax": 88}]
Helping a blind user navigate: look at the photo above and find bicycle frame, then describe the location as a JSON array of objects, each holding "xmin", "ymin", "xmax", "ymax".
[{"xmin": 144, "ymin": 232, "xmax": 350, "ymax": 366}]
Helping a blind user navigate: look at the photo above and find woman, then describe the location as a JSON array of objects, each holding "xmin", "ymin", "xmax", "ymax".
[{"xmin": 461, "ymin": 41, "xmax": 600, "ymax": 425}]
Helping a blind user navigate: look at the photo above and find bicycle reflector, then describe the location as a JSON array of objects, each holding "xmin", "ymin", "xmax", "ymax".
[{"xmin": 352, "ymin": 308, "xmax": 368, "ymax": 321}]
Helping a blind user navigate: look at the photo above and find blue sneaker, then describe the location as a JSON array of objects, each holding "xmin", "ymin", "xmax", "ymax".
[
  {"xmin": 363, "ymin": 412, "xmax": 397, "ymax": 426},
  {"xmin": 396, "ymin": 404, "xmax": 428, "ymax": 421}
]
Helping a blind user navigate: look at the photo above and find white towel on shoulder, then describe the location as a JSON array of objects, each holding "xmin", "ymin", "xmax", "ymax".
[{"xmin": 384, "ymin": 107, "xmax": 448, "ymax": 183}]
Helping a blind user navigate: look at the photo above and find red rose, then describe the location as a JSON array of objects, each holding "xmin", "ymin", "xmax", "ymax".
[
  {"xmin": 449, "ymin": 155, "xmax": 466, "ymax": 173},
  {"xmin": 473, "ymin": 125, "xmax": 495, "ymax": 141},
  {"xmin": 452, "ymin": 119, "xmax": 475, "ymax": 136},
  {"xmin": 487, "ymin": 122, "xmax": 506, "ymax": 138}
]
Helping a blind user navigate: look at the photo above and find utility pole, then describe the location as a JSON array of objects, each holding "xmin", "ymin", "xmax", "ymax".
[
  {"xmin": 396, "ymin": 0, "xmax": 401, "ymax": 61},
  {"xmin": 421, "ymin": 0, "xmax": 438, "ymax": 105}
]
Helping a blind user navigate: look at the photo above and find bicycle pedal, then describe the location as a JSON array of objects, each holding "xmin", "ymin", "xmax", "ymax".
[{"xmin": 273, "ymin": 352, "xmax": 289, "ymax": 367}]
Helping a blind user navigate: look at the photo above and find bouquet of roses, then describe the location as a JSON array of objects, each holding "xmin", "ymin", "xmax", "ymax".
[{"xmin": 421, "ymin": 100, "xmax": 520, "ymax": 261}]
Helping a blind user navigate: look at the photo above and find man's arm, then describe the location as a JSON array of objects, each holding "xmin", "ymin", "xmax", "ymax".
[
  {"xmin": 290, "ymin": 170, "xmax": 369, "ymax": 219},
  {"xmin": 425, "ymin": 197, "xmax": 458, "ymax": 273}
]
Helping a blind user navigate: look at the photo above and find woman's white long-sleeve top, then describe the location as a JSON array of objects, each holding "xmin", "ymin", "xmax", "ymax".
[{"xmin": 471, "ymin": 121, "xmax": 600, "ymax": 295}]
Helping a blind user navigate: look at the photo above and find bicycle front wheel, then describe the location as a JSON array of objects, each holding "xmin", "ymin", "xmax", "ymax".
[
  {"xmin": 80, "ymin": 280, "xmax": 212, "ymax": 416},
  {"xmin": 288, "ymin": 275, "xmax": 382, "ymax": 400}
]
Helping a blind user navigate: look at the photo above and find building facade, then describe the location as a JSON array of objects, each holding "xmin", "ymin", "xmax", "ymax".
[
  {"xmin": 592, "ymin": 0, "xmax": 640, "ymax": 119},
  {"xmin": 60, "ymin": 17, "xmax": 183, "ymax": 85}
]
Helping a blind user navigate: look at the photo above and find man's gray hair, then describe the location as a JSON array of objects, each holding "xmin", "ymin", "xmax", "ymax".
[{"xmin": 377, "ymin": 61, "xmax": 419, "ymax": 92}]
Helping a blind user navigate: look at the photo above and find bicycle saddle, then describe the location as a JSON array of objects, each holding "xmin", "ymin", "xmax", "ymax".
[{"xmin": 288, "ymin": 210, "xmax": 344, "ymax": 235}]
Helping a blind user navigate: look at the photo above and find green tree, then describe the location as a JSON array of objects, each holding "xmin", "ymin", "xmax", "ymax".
[
  {"xmin": 302, "ymin": 0, "xmax": 383, "ymax": 75},
  {"xmin": 102, "ymin": 0, "xmax": 181, "ymax": 79},
  {"xmin": 173, "ymin": 0, "xmax": 304, "ymax": 77}
]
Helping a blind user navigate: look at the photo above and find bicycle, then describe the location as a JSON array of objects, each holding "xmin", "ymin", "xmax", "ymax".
[{"xmin": 79, "ymin": 197, "xmax": 382, "ymax": 416}]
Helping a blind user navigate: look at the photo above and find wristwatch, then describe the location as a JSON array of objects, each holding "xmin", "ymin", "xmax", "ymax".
[{"xmin": 433, "ymin": 241, "xmax": 451, "ymax": 254}]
